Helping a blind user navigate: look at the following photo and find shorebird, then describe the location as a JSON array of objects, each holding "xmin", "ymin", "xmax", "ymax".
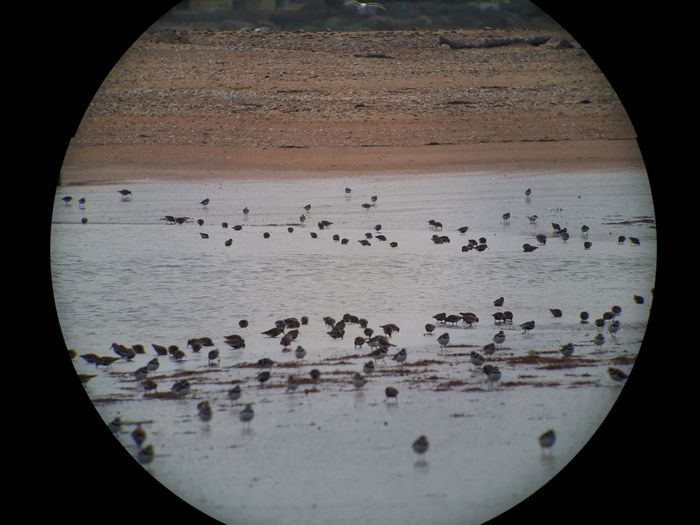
[
  {"xmin": 470, "ymin": 351, "xmax": 485, "ymax": 367},
  {"xmin": 525, "ymin": 188, "xmax": 532, "ymax": 197},
  {"xmin": 536, "ymin": 234, "xmax": 547, "ymax": 245},
  {"xmin": 482, "ymin": 364, "xmax": 502, "ymax": 387},
  {"xmin": 133, "ymin": 366, "xmax": 149, "ymax": 382},
  {"xmin": 262, "ymin": 327, "xmax": 285, "ymax": 338},
  {"xmin": 503, "ymin": 311, "xmax": 513, "ymax": 323},
  {"xmin": 345, "ymin": 1, "xmax": 387, "ymax": 15},
  {"xmin": 502, "ymin": 212, "xmax": 511, "ymax": 223},
  {"xmin": 111, "ymin": 343, "xmax": 136, "ymax": 361},
  {"xmin": 560, "ymin": 343, "xmax": 575, "ymax": 357},
  {"xmin": 256, "ymin": 370, "xmax": 271, "ymax": 386},
  {"xmin": 461, "ymin": 312, "xmax": 479, "ymax": 327},
  {"xmin": 593, "ymin": 333, "xmax": 605, "ymax": 348},
  {"xmin": 62, "ymin": 195, "xmax": 73, "ymax": 205},
  {"xmin": 345, "ymin": 187, "xmax": 352, "ymax": 196},
  {"xmin": 362, "ymin": 202, "xmax": 375, "ymax": 209},
  {"xmin": 375, "ymin": 234, "xmax": 387, "ymax": 241},
  {"xmin": 608, "ymin": 320, "xmax": 621, "ymax": 336},
  {"xmin": 310, "ymin": 369, "xmax": 322, "ymax": 383},
  {"xmin": 243, "ymin": 207, "xmax": 249, "ymax": 216},
  {"xmin": 342, "ymin": 238, "xmax": 350, "ymax": 245},
  {"xmin": 584, "ymin": 241, "xmax": 592, "ymax": 250},
  {"xmin": 151, "ymin": 344, "xmax": 168, "ymax": 355},
  {"xmin": 280, "ymin": 335, "xmax": 293, "ymax": 351},
  {"xmin": 310, "ymin": 232, "xmax": 318, "ymax": 239},
  {"xmin": 354, "ymin": 336, "xmax": 366, "ymax": 349},
  {"xmin": 493, "ymin": 330, "xmax": 506, "ymax": 348},
  {"xmin": 286, "ymin": 376, "xmax": 299, "ymax": 393},
  {"xmin": 492, "ymin": 312, "xmax": 505, "ymax": 324},
  {"xmin": 239, "ymin": 404, "xmax": 255, "ymax": 425},
  {"xmin": 200, "ymin": 232, "xmax": 209, "ymax": 239},
  {"xmin": 171, "ymin": 379, "xmax": 191, "ymax": 397},
  {"xmin": 352, "ymin": 372, "xmax": 367, "ymax": 389},
  {"xmin": 288, "ymin": 227, "xmax": 294, "ymax": 233},
  {"xmin": 629, "ymin": 237, "xmax": 640, "ymax": 245},
  {"xmin": 457, "ymin": 226, "xmax": 469, "ymax": 233},
  {"xmin": 142, "ymin": 378, "xmax": 158, "ymax": 394},
  {"xmin": 199, "ymin": 198, "xmax": 210, "ymax": 207},
  {"xmin": 78, "ymin": 197, "xmax": 86, "ymax": 209},
  {"xmin": 137, "ymin": 444, "xmax": 155, "ymax": 465},
  {"xmin": 358, "ymin": 239, "xmax": 371, "ymax": 246},
  {"xmin": 608, "ymin": 367, "xmax": 628, "ymax": 382},
  {"xmin": 198, "ymin": 400, "xmax": 213, "ymax": 422},
  {"xmin": 118, "ymin": 189, "xmax": 133, "ymax": 201},
  {"xmin": 580, "ymin": 311, "xmax": 590, "ymax": 323},
  {"xmin": 482, "ymin": 342, "xmax": 496, "ymax": 356},
  {"xmin": 424, "ymin": 323, "xmax": 435, "ymax": 335},
  {"xmin": 224, "ymin": 335, "xmax": 246, "ymax": 349},
  {"xmin": 552, "ymin": 223, "xmax": 561, "ymax": 233},
  {"xmin": 550, "ymin": 308, "xmax": 563, "ymax": 318},
  {"xmin": 437, "ymin": 332, "xmax": 450, "ymax": 349},
  {"xmin": 299, "ymin": 214, "xmax": 306, "ymax": 222},
  {"xmin": 474, "ymin": 243, "xmax": 488, "ymax": 252},
  {"xmin": 228, "ymin": 385, "xmax": 242, "ymax": 401},
  {"xmin": 412, "ymin": 435, "xmax": 429, "ymax": 455},
  {"xmin": 233, "ymin": 224, "xmax": 243, "ymax": 231},
  {"xmin": 108, "ymin": 417, "xmax": 122, "ymax": 433},
  {"xmin": 390, "ymin": 241, "xmax": 398, "ymax": 248},
  {"xmin": 494, "ymin": 297, "xmax": 505, "ymax": 307},
  {"xmin": 208, "ymin": 348, "xmax": 220, "ymax": 364},
  {"xmin": 257, "ymin": 358, "xmax": 275, "ymax": 369},
  {"xmin": 528, "ymin": 215, "xmax": 538, "ymax": 223},
  {"xmin": 539, "ymin": 429, "xmax": 556, "ymax": 454},
  {"xmin": 560, "ymin": 231, "xmax": 570, "ymax": 241},
  {"xmin": 295, "ymin": 345, "xmax": 307, "ymax": 361},
  {"xmin": 392, "ymin": 348, "xmax": 407, "ymax": 364},
  {"xmin": 263, "ymin": 232, "xmax": 270, "ymax": 238},
  {"xmin": 385, "ymin": 386, "xmax": 399, "ymax": 402},
  {"xmin": 634, "ymin": 295, "xmax": 645, "ymax": 304},
  {"xmin": 520, "ymin": 320, "xmax": 535, "ymax": 334},
  {"xmin": 523, "ymin": 243, "xmax": 538, "ymax": 252},
  {"xmin": 371, "ymin": 195, "xmax": 378, "ymax": 202},
  {"xmin": 365, "ymin": 232, "xmax": 373, "ymax": 239},
  {"xmin": 363, "ymin": 360, "xmax": 375, "ymax": 374}
]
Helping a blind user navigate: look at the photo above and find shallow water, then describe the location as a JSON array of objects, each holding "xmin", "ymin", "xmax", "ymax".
[{"xmin": 51, "ymin": 168, "xmax": 655, "ymax": 525}]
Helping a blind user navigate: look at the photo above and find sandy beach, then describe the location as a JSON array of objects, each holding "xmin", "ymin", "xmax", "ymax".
[{"xmin": 60, "ymin": 28, "xmax": 642, "ymax": 184}]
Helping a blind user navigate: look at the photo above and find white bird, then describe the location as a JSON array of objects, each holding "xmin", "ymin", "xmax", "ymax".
[{"xmin": 345, "ymin": 1, "xmax": 387, "ymax": 15}]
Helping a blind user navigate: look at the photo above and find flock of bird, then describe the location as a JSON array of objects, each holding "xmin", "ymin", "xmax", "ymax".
[{"xmin": 61, "ymin": 182, "xmax": 646, "ymax": 468}]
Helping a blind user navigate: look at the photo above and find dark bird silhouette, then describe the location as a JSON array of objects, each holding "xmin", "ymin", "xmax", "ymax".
[{"xmin": 550, "ymin": 308, "xmax": 563, "ymax": 318}]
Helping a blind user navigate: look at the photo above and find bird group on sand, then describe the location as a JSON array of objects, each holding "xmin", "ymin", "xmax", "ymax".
[{"xmin": 64, "ymin": 181, "xmax": 650, "ymax": 469}]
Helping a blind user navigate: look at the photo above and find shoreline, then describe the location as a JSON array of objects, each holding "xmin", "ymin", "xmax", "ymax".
[{"xmin": 59, "ymin": 138, "xmax": 644, "ymax": 185}]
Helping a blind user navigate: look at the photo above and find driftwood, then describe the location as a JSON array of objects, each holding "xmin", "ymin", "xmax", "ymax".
[
  {"xmin": 439, "ymin": 35, "xmax": 551, "ymax": 49},
  {"xmin": 353, "ymin": 53, "xmax": 393, "ymax": 59}
]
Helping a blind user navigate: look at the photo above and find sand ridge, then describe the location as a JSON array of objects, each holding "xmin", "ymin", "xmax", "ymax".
[{"xmin": 61, "ymin": 28, "xmax": 643, "ymax": 185}]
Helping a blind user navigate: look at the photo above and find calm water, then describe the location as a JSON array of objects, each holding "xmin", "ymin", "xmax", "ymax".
[{"xmin": 51, "ymin": 168, "xmax": 655, "ymax": 525}]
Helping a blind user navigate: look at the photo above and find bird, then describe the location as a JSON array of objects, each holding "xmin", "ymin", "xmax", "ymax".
[
  {"xmin": 358, "ymin": 239, "xmax": 371, "ymax": 246},
  {"xmin": 61, "ymin": 195, "xmax": 73, "ymax": 205},
  {"xmin": 197, "ymin": 219, "xmax": 205, "ymax": 226},
  {"xmin": 199, "ymin": 198, "xmax": 210, "ymax": 207},
  {"xmin": 239, "ymin": 319, "xmax": 249, "ymax": 328},
  {"xmin": 457, "ymin": 226, "xmax": 469, "ymax": 233},
  {"xmin": 228, "ymin": 385, "xmax": 242, "ymax": 401},
  {"xmin": 525, "ymin": 188, "xmax": 532, "ymax": 197},
  {"xmin": 341, "ymin": 238, "xmax": 350, "ymax": 245},
  {"xmin": 536, "ymin": 234, "xmax": 547, "ymax": 245},
  {"xmin": 437, "ymin": 332, "xmax": 450, "ymax": 349},
  {"xmin": 208, "ymin": 348, "xmax": 220, "ymax": 364},
  {"xmin": 494, "ymin": 297, "xmax": 505, "ymax": 307},
  {"xmin": 118, "ymin": 189, "xmax": 133, "ymax": 201},
  {"xmin": 608, "ymin": 320, "xmax": 621, "ymax": 336},
  {"xmin": 133, "ymin": 366, "xmax": 149, "ymax": 381},
  {"xmin": 461, "ymin": 312, "xmax": 479, "ymax": 327},
  {"xmin": 137, "ymin": 444, "xmax": 155, "ymax": 465},
  {"xmin": 552, "ymin": 223, "xmax": 561, "ymax": 233},
  {"xmin": 492, "ymin": 312, "xmax": 505, "ymax": 324},
  {"xmin": 78, "ymin": 197, "xmax": 86, "ymax": 209},
  {"xmin": 257, "ymin": 358, "xmax": 275, "ymax": 369},
  {"xmin": 200, "ymin": 232, "xmax": 209, "ymax": 239},
  {"xmin": 593, "ymin": 333, "xmax": 605, "ymax": 348},
  {"xmin": 560, "ymin": 343, "xmax": 575, "ymax": 357},
  {"xmin": 539, "ymin": 429, "xmax": 556, "ymax": 454},
  {"xmin": 304, "ymin": 204, "xmax": 312, "ymax": 212},
  {"xmin": 629, "ymin": 237, "xmax": 640, "ymax": 245},
  {"xmin": 256, "ymin": 370, "xmax": 271, "ymax": 386},
  {"xmin": 502, "ymin": 212, "xmax": 511, "ymax": 222},
  {"xmin": 362, "ymin": 203, "xmax": 375, "ymax": 209},
  {"xmin": 233, "ymin": 224, "xmax": 243, "ymax": 231},
  {"xmin": 371, "ymin": 195, "xmax": 378, "ymax": 202},
  {"xmin": 108, "ymin": 417, "xmax": 122, "ymax": 433},
  {"xmin": 618, "ymin": 235, "xmax": 626, "ymax": 244},
  {"xmin": 392, "ymin": 348, "xmax": 407, "ymax": 364},
  {"xmin": 352, "ymin": 372, "xmax": 367, "ymax": 389},
  {"xmin": 482, "ymin": 364, "xmax": 502, "ymax": 387},
  {"xmin": 295, "ymin": 345, "xmax": 307, "ymax": 361},
  {"xmin": 520, "ymin": 320, "xmax": 535, "ymax": 334},
  {"xmin": 310, "ymin": 369, "xmax": 322, "ymax": 383},
  {"xmin": 263, "ymin": 232, "xmax": 270, "ymax": 239},
  {"xmin": 262, "ymin": 327, "xmax": 285, "ymax": 338},
  {"xmin": 310, "ymin": 232, "xmax": 318, "ymax": 239},
  {"xmin": 634, "ymin": 295, "xmax": 645, "ymax": 304},
  {"xmin": 581, "ymin": 225, "xmax": 590, "ymax": 235},
  {"xmin": 142, "ymin": 378, "xmax": 158, "ymax": 394},
  {"xmin": 345, "ymin": 187, "xmax": 352, "ymax": 195},
  {"xmin": 608, "ymin": 367, "xmax": 628, "ymax": 382},
  {"xmin": 579, "ymin": 311, "xmax": 590, "ymax": 323},
  {"xmin": 493, "ymin": 330, "xmax": 506, "ymax": 348},
  {"xmin": 363, "ymin": 360, "xmax": 375, "ymax": 374},
  {"xmin": 385, "ymin": 386, "xmax": 399, "ymax": 402},
  {"xmin": 424, "ymin": 323, "xmax": 435, "ymax": 335},
  {"xmin": 584, "ymin": 241, "xmax": 592, "ymax": 250},
  {"xmin": 482, "ymin": 342, "xmax": 496, "ymax": 356},
  {"xmin": 171, "ymin": 379, "xmax": 191, "ymax": 396},
  {"xmin": 345, "ymin": 1, "xmax": 387, "ymax": 16},
  {"xmin": 286, "ymin": 376, "xmax": 299, "ymax": 393},
  {"xmin": 611, "ymin": 305, "xmax": 622, "ymax": 317},
  {"xmin": 470, "ymin": 351, "xmax": 485, "ymax": 367},
  {"xmin": 80, "ymin": 217, "xmax": 88, "ymax": 224},
  {"xmin": 528, "ymin": 215, "xmax": 538, "ymax": 223},
  {"xmin": 239, "ymin": 404, "xmax": 255, "ymax": 424},
  {"xmin": 412, "ymin": 435, "xmax": 429, "ymax": 455},
  {"xmin": 389, "ymin": 241, "xmax": 398, "ymax": 248},
  {"xmin": 288, "ymin": 227, "xmax": 294, "ymax": 233},
  {"xmin": 523, "ymin": 243, "xmax": 538, "ymax": 252},
  {"xmin": 243, "ymin": 207, "xmax": 250, "ymax": 216},
  {"xmin": 550, "ymin": 308, "xmax": 563, "ymax": 318}
]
